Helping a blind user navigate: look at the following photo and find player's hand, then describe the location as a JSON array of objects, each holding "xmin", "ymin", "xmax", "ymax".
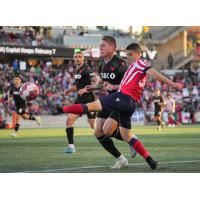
[
  {"xmin": 85, "ymin": 85, "xmax": 92, "ymax": 92},
  {"xmin": 172, "ymin": 82, "xmax": 182, "ymax": 91},
  {"xmin": 105, "ymin": 83, "xmax": 117, "ymax": 91},
  {"xmin": 77, "ymin": 88, "xmax": 87, "ymax": 96}
]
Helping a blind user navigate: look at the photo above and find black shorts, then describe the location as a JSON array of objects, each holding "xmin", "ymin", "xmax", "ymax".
[
  {"xmin": 97, "ymin": 109, "xmax": 119, "ymax": 122},
  {"xmin": 99, "ymin": 92, "xmax": 137, "ymax": 129},
  {"xmin": 154, "ymin": 110, "xmax": 163, "ymax": 117},
  {"xmin": 16, "ymin": 106, "xmax": 28, "ymax": 115},
  {"xmin": 75, "ymin": 93, "xmax": 96, "ymax": 119}
]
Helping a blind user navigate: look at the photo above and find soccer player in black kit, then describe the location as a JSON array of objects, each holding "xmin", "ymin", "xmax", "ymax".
[
  {"xmin": 152, "ymin": 88, "xmax": 166, "ymax": 130},
  {"xmin": 9, "ymin": 75, "xmax": 41, "ymax": 137},
  {"xmin": 87, "ymin": 36, "xmax": 137, "ymax": 168},
  {"xmin": 64, "ymin": 51, "xmax": 99, "ymax": 153}
]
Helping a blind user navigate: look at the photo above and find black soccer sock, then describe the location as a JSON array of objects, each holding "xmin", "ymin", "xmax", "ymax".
[
  {"xmin": 29, "ymin": 114, "xmax": 36, "ymax": 121},
  {"xmin": 110, "ymin": 128, "xmax": 123, "ymax": 141},
  {"xmin": 97, "ymin": 135, "xmax": 121, "ymax": 158},
  {"xmin": 66, "ymin": 127, "xmax": 74, "ymax": 144},
  {"xmin": 157, "ymin": 120, "xmax": 160, "ymax": 126},
  {"xmin": 15, "ymin": 123, "xmax": 20, "ymax": 132}
]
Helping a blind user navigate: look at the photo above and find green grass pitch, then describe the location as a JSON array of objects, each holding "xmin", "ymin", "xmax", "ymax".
[{"xmin": 0, "ymin": 125, "xmax": 200, "ymax": 173}]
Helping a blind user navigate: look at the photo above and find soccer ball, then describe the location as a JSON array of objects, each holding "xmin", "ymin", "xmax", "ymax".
[{"xmin": 19, "ymin": 82, "xmax": 39, "ymax": 101}]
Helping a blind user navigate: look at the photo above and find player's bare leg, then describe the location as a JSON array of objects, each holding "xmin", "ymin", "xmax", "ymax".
[
  {"xmin": 155, "ymin": 115, "xmax": 163, "ymax": 130},
  {"xmin": 119, "ymin": 126, "xmax": 158, "ymax": 170},
  {"xmin": 103, "ymin": 117, "xmax": 137, "ymax": 158},
  {"xmin": 22, "ymin": 113, "xmax": 41, "ymax": 126},
  {"xmin": 10, "ymin": 114, "xmax": 21, "ymax": 137},
  {"xmin": 88, "ymin": 118, "xmax": 95, "ymax": 129},
  {"xmin": 65, "ymin": 114, "xmax": 79, "ymax": 153}
]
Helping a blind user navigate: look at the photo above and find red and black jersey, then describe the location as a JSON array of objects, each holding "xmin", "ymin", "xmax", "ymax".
[
  {"xmin": 74, "ymin": 63, "xmax": 94, "ymax": 90},
  {"xmin": 153, "ymin": 95, "xmax": 165, "ymax": 111},
  {"xmin": 99, "ymin": 55, "xmax": 128, "ymax": 86},
  {"xmin": 10, "ymin": 84, "xmax": 26, "ymax": 108}
]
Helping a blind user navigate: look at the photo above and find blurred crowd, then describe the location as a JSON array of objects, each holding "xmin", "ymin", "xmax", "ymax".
[
  {"xmin": 0, "ymin": 26, "xmax": 52, "ymax": 46},
  {"xmin": 0, "ymin": 60, "xmax": 200, "ymax": 125},
  {"xmin": 0, "ymin": 60, "xmax": 77, "ymax": 116},
  {"xmin": 141, "ymin": 68, "xmax": 200, "ymax": 123}
]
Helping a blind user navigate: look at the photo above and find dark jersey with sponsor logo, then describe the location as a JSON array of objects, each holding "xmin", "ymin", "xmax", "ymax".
[
  {"xmin": 74, "ymin": 63, "xmax": 94, "ymax": 90},
  {"xmin": 99, "ymin": 55, "xmax": 128, "ymax": 90},
  {"xmin": 153, "ymin": 95, "xmax": 164, "ymax": 111},
  {"xmin": 10, "ymin": 84, "xmax": 26, "ymax": 108}
]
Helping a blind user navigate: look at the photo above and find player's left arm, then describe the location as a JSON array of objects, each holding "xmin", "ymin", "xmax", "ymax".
[
  {"xmin": 85, "ymin": 72, "xmax": 103, "ymax": 91},
  {"xmin": 160, "ymin": 96, "xmax": 166, "ymax": 108},
  {"xmin": 146, "ymin": 68, "xmax": 182, "ymax": 91}
]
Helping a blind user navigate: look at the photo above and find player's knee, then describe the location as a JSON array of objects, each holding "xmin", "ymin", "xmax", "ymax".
[
  {"xmin": 22, "ymin": 114, "xmax": 28, "ymax": 120},
  {"xmin": 103, "ymin": 125, "xmax": 114, "ymax": 136},
  {"xmin": 66, "ymin": 118, "xmax": 74, "ymax": 127},
  {"xmin": 93, "ymin": 127, "xmax": 103, "ymax": 137}
]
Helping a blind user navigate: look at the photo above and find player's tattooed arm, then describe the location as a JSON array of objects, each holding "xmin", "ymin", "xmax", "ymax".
[
  {"xmin": 147, "ymin": 68, "xmax": 182, "ymax": 91},
  {"xmin": 64, "ymin": 85, "xmax": 77, "ymax": 95},
  {"xmin": 86, "ymin": 73, "xmax": 103, "ymax": 91}
]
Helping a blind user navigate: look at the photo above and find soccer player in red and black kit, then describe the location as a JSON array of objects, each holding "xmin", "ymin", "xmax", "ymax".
[
  {"xmin": 57, "ymin": 43, "xmax": 182, "ymax": 170},
  {"xmin": 9, "ymin": 74, "xmax": 41, "ymax": 137},
  {"xmin": 64, "ymin": 51, "xmax": 99, "ymax": 153},
  {"xmin": 86, "ymin": 36, "xmax": 138, "ymax": 168},
  {"xmin": 152, "ymin": 88, "xmax": 166, "ymax": 130}
]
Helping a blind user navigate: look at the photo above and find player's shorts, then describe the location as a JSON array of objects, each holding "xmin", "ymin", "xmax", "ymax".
[
  {"xmin": 154, "ymin": 110, "xmax": 163, "ymax": 117},
  {"xmin": 16, "ymin": 106, "xmax": 28, "ymax": 115},
  {"xmin": 74, "ymin": 93, "xmax": 96, "ymax": 119},
  {"xmin": 99, "ymin": 92, "xmax": 137, "ymax": 129},
  {"xmin": 97, "ymin": 90, "xmax": 119, "ymax": 121},
  {"xmin": 97, "ymin": 109, "xmax": 119, "ymax": 122}
]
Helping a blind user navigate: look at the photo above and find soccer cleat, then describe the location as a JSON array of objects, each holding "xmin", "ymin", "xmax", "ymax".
[
  {"xmin": 146, "ymin": 156, "xmax": 158, "ymax": 170},
  {"xmin": 111, "ymin": 155, "xmax": 128, "ymax": 169},
  {"xmin": 10, "ymin": 132, "xmax": 17, "ymax": 138},
  {"xmin": 65, "ymin": 146, "xmax": 76, "ymax": 154},
  {"xmin": 157, "ymin": 125, "xmax": 161, "ymax": 130},
  {"xmin": 129, "ymin": 145, "xmax": 137, "ymax": 158},
  {"xmin": 35, "ymin": 116, "xmax": 41, "ymax": 126}
]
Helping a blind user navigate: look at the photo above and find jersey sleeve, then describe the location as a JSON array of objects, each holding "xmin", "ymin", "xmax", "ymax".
[
  {"xmin": 138, "ymin": 59, "xmax": 152, "ymax": 74},
  {"xmin": 9, "ymin": 87, "xmax": 13, "ymax": 96},
  {"xmin": 160, "ymin": 95, "xmax": 165, "ymax": 103}
]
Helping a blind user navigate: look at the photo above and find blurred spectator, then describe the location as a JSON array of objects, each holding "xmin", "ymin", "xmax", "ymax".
[
  {"xmin": 12, "ymin": 59, "xmax": 19, "ymax": 72},
  {"xmin": 168, "ymin": 53, "xmax": 174, "ymax": 68}
]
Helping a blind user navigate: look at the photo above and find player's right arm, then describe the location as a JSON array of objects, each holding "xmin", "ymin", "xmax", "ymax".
[
  {"xmin": 146, "ymin": 68, "xmax": 182, "ymax": 91},
  {"xmin": 8, "ymin": 88, "xmax": 13, "ymax": 104},
  {"xmin": 65, "ymin": 85, "xmax": 77, "ymax": 95},
  {"xmin": 85, "ymin": 74, "xmax": 104, "ymax": 92}
]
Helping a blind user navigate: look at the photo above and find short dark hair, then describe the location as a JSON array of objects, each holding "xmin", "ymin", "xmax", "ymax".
[
  {"xmin": 102, "ymin": 35, "xmax": 116, "ymax": 49},
  {"xmin": 14, "ymin": 73, "xmax": 23, "ymax": 81},
  {"xmin": 126, "ymin": 43, "xmax": 141, "ymax": 53}
]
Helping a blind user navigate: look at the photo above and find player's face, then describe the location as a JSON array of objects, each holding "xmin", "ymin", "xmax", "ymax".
[
  {"xmin": 126, "ymin": 50, "xmax": 141, "ymax": 65},
  {"xmin": 13, "ymin": 77, "xmax": 21, "ymax": 86},
  {"xmin": 155, "ymin": 90, "xmax": 160, "ymax": 96},
  {"xmin": 74, "ymin": 53, "xmax": 84, "ymax": 66},
  {"xmin": 99, "ymin": 40, "xmax": 115, "ymax": 58}
]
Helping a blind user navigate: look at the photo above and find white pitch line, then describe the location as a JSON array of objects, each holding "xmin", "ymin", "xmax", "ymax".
[{"xmin": 17, "ymin": 159, "xmax": 200, "ymax": 173}]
